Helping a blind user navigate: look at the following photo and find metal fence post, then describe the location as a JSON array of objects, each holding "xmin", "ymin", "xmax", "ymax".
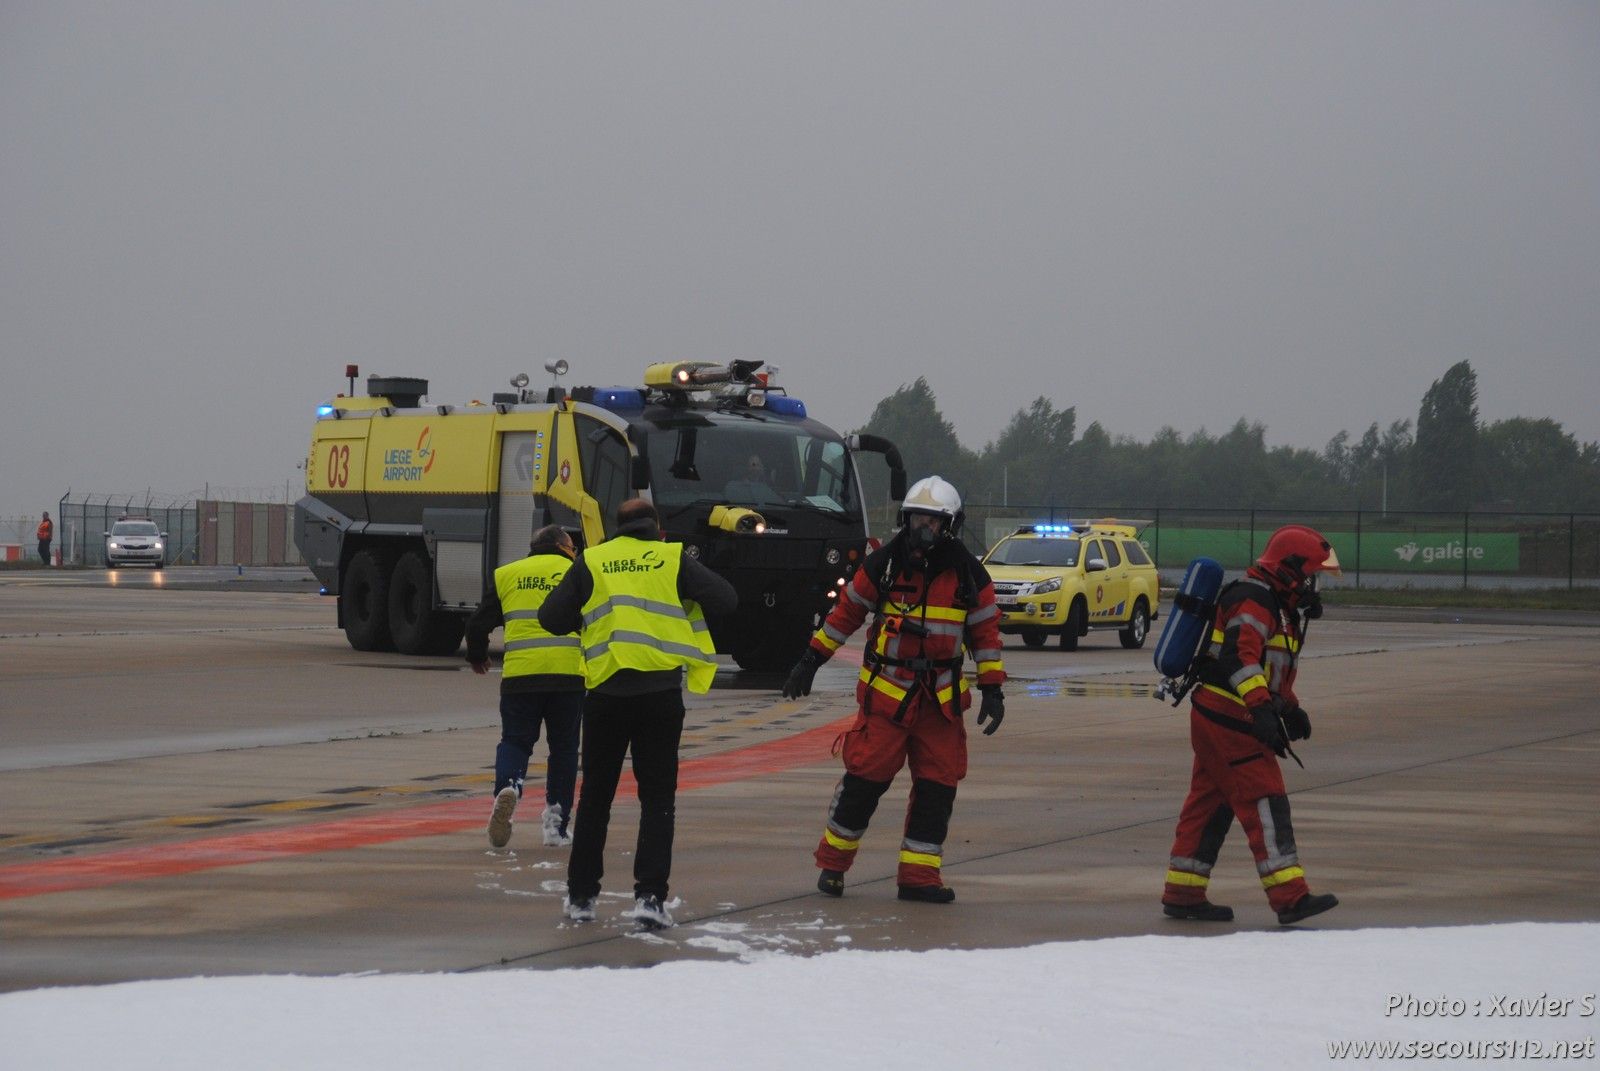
[
  {"xmin": 1354, "ymin": 508, "xmax": 1362, "ymax": 589},
  {"xmin": 1570, "ymin": 514, "xmax": 1577, "ymax": 591},
  {"xmin": 1462, "ymin": 511, "xmax": 1470, "ymax": 590}
]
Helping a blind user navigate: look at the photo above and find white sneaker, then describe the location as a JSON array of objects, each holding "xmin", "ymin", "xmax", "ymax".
[
  {"xmin": 564, "ymin": 896, "xmax": 596, "ymax": 922},
  {"xmin": 541, "ymin": 803, "xmax": 572, "ymax": 847},
  {"xmin": 487, "ymin": 786, "xmax": 518, "ymax": 848},
  {"xmin": 631, "ymin": 895, "xmax": 674, "ymax": 929}
]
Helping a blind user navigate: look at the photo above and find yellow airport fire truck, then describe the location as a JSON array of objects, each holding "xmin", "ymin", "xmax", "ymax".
[{"xmin": 295, "ymin": 361, "xmax": 905, "ymax": 670}]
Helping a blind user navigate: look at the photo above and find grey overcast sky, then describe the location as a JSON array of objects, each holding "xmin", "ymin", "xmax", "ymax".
[{"xmin": 3, "ymin": 1, "xmax": 1597, "ymax": 523}]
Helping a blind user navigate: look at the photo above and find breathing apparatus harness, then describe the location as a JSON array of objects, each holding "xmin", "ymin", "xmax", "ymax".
[{"xmin": 858, "ymin": 525, "xmax": 984, "ymax": 724}]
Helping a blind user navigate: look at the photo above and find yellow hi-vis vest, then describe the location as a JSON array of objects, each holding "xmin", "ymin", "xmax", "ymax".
[
  {"xmin": 578, "ymin": 537, "xmax": 717, "ymax": 694},
  {"xmin": 494, "ymin": 553, "xmax": 583, "ymax": 679}
]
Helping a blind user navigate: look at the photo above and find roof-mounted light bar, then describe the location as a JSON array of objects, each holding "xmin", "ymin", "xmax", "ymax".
[{"xmin": 643, "ymin": 359, "xmax": 767, "ymax": 390}]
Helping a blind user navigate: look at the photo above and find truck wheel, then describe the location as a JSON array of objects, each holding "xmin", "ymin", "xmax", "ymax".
[
  {"xmin": 388, "ymin": 550, "xmax": 448, "ymax": 656},
  {"xmin": 1059, "ymin": 600, "xmax": 1085, "ymax": 651},
  {"xmin": 343, "ymin": 549, "xmax": 395, "ymax": 651},
  {"xmin": 1020, "ymin": 628, "xmax": 1047, "ymax": 649},
  {"xmin": 1119, "ymin": 600, "xmax": 1151, "ymax": 649},
  {"xmin": 423, "ymin": 615, "xmax": 465, "ymax": 656},
  {"xmin": 732, "ymin": 618, "xmax": 811, "ymax": 673}
]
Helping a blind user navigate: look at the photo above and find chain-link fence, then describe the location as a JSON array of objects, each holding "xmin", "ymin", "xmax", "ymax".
[
  {"xmin": 53, "ymin": 494, "xmax": 298, "ymax": 567},
  {"xmin": 869, "ymin": 504, "xmax": 1600, "ymax": 590}
]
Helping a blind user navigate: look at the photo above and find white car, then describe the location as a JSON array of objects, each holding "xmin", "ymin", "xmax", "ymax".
[{"xmin": 104, "ymin": 518, "xmax": 167, "ymax": 569}]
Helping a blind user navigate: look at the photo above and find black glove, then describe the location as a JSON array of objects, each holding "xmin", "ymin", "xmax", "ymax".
[
  {"xmin": 976, "ymin": 685, "xmax": 1005, "ymax": 735},
  {"xmin": 1249, "ymin": 696, "xmax": 1289, "ymax": 756},
  {"xmin": 1302, "ymin": 590, "xmax": 1324, "ymax": 620},
  {"xmin": 1281, "ymin": 705, "xmax": 1312, "ymax": 742},
  {"xmin": 781, "ymin": 648, "xmax": 824, "ymax": 699}
]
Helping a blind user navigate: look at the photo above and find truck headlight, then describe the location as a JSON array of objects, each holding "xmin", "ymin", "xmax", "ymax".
[{"xmin": 1032, "ymin": 576, "xmax": 1063, "ymax": 595}]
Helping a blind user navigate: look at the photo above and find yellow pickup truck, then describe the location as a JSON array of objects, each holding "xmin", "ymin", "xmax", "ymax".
[{"xmin": 982, "ymin": 521, "xmax": 1160, "ymax": 651}]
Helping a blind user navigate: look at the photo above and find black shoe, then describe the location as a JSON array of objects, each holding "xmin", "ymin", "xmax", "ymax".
[
  {"xmin": 897, "ymin": 884, "xmax": 956, "ymax": 904},
  {"xmin": 1162, "ymin": 900, "xmax": 1235, "ymax": 922},
  {"xmin": 817, "ymin": 869, "xmax": 845, "ymax": 897},
  {"xmin": 1277, "ymin": 892, "xmax": 1339, "ymax": 925}
]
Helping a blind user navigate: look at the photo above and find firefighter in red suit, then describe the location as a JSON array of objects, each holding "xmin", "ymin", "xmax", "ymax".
[
  {"xmin": 781, "ymin": 476, "xmax": 1006, "ymax": 903},
  {"xmin": 1161, "ymin": 524, "xmax": 1342, "ymax": 925}
]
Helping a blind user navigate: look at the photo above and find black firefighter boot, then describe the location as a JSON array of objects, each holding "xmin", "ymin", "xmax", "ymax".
[
  {"xmin": 1277, "ymin": 892, "xmax": 1339, "ymax": 925},
  {"xmin": 1162, "ymin": 900, "xmax": 1235, "ymax": 922},
  {"xmin": 817, "ymin": 870, "xmax": 845, "ymax": 897}
]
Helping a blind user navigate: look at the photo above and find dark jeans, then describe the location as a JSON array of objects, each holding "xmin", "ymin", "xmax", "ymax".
[
  {"xmin": 38, "ymin": 540, "xmax": 50, "ymax": 565},
  {"xmin": 566, "ymin": 687, "xmax": 686, "ymax": 902},
  {"xmin": 495, "ymin": 691, "xmax": 582, "ymax": 832}
]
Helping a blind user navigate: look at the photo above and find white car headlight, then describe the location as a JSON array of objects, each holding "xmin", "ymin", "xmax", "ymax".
[
  {"xmin": 153, "ymin": 541, "xmax": 164, "ymax": 550},
  {"xmin": 108, "ymin": 541, "xmax": 120, "ymax": 549},
  {"xmin": 1032, "ymin": 576, "xmax": 1063, "ymax": 595}
]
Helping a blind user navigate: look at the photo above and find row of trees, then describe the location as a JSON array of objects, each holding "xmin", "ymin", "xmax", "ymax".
[{"xmin": 856, "ymin": 361, "xmax": 1600, "ymax": 513}]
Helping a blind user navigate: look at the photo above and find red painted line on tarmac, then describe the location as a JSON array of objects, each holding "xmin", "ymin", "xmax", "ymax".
[{"xmin": 0, "ymin": 713, "xmax": 856, "ymax": 901}]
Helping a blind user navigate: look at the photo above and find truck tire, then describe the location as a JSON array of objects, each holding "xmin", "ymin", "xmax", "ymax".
[
  {"xmin": 388, "ymin": 550, "xmax": 457, "ymax": 656},
  {"xmin": 1119, "ymin": 599, "xmax": 1151, "ymax": 649},
  {"xmin": 732, "ymin": 617, "xmax": 811, "ymax": 673},
  {"xmin": 1059, "ymin": 599, "xmax": 1085, "ymax": 651},
  {"xmin": 1020, "ymin": 628, "xmax": 1047, "ymax": 649},
  {"xmin": 343, "ymin": 549, "xmax": 395, "ymax": 652},
  {"xmin": 423, "ymin": 615, "xmax": 465, "ymax": 656}
]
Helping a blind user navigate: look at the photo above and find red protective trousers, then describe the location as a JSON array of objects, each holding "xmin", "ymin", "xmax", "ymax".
[
  {"xmin": 814, "ymin": 695, "xmax": 967, "ymax": 889},
  {"xmin": 1163, "ymin": 710, "xmax": 1310, "ymax": 913}
]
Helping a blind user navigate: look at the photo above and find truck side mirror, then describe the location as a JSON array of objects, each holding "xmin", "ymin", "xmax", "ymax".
[
  {"xmin": 1086, "ymin": 557, "xmax": 1108, "ymax": 573},
  {"xmin": 630, "ymin": 455, "xmax": 651, "ymax": 490}
]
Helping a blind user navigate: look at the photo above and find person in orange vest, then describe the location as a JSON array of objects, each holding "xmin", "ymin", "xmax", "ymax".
[{"xmin": 36, "ymin": 511, "xmax": 53, "ymax": 566}]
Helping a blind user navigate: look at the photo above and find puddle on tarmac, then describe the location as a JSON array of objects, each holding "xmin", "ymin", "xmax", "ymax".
[{"xmin": 1023, "ymin": 680, "xmax": 1155, "ymax": 699}]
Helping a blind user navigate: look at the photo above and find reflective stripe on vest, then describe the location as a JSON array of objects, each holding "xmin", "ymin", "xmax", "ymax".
[
  {"xmin": 578, "ymin": 538, "xmax": 717, "ymax": 694},
  {"xmin": 494, "ymin": 553, "xmax": 582, "ymax": 679}
]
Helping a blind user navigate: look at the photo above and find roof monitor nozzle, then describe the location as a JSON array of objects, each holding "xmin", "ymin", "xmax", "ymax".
[
  {"xmin": 366, "ymin": 375, "xmax": 428, "ymax": 409},
  {"xmin": 544, "ymin": 359, "xmax": 568, "ymax": 377}
]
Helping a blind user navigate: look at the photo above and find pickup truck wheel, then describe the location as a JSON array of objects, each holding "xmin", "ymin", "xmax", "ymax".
[
  {"xmin": 1020, "ymin": 629, "xmax": 1047, "ymax": 649},
  {"xmin": 1119, "ymin": 600, "xmax": 1150, "ymax": 649},
  {"xmin": 342, "ymin": 549, "xmax": 395, "ymax": 652},
  {"xmin": 1059, "ymin": 600, "xmax": 1085, "ymax": 651}
]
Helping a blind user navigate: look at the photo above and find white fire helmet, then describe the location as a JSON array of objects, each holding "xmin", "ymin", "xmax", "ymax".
[{"xmin": 899, "ymin": 475, "xmax": 963, "ymax": 532}]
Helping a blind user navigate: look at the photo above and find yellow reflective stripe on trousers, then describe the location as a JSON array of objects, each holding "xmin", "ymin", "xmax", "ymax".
[
  {"xmin": 1165, "ymin": 869, "xmax": 1211, "ymax": 888},
  {"xmin": 824, "ymin": 828, "xmax": 859, "ymax": 852},
  {"xmin": 899, "ymin": 849, "xmax": 941, "ymax": 869},
  {"xmin": 1260, "ymin": 865, "xmax": 1305, "ymax": 889}
]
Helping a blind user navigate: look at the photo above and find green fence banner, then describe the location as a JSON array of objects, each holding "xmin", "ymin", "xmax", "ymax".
[{"xmin": 1144, "ymin": 527, "xmax": 1520, "ymax": 572}]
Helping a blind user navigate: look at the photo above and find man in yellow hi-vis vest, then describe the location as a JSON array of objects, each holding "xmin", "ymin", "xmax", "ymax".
[
  {"xmin": 466, "ymin": 525, "xmax": 584, "ymax": 849},
  {"xmin": 539, "ymin": 499, "xmax": 736, "ymax": 929}
]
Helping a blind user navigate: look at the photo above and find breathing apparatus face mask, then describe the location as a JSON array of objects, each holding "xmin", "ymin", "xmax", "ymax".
[
  {"xmin": 904, "ymin": 513, "xmax": 945, "ymax": 555},
  {"xmin": 1301, "ymin": 573, "xmax": 1324, "ymax": 619}
]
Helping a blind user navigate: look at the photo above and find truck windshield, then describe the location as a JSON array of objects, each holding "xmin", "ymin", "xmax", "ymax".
[
  {"xmin": 646, "ymin": 422, "xmax": 859, "ymax": 514},
  {"xmin": 988, "ymin": 537, "xmax": 1081, "ymax": 567}
]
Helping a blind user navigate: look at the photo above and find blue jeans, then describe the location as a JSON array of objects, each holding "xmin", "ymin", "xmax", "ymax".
[{"xmin": 495, "ymin": 691, "xmax": 582, "ymax": 833}]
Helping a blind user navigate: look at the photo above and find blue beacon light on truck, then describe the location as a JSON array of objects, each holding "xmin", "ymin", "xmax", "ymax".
[
  {"xmin": 763, "ymin": 395, "xmax": 806, "ymax": 418},
  {"xmin": 593, "ymin": 388, "xmax": 645, "ymax": 411},
  {"xmin": 1032, "ymin": 523, "xmax": 1075, "ymax": 535}
]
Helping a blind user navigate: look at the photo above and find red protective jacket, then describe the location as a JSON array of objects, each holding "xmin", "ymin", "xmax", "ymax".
[
  {"xmin": 810, "ymin": 539, "xmax": 1005, "ymax": 720},
  {"xmin": 1193, "ymin": 568, "xmax": 1301, "ymax": 730}
]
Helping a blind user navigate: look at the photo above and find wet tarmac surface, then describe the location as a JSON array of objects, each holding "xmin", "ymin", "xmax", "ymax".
[{"xmin": 2, "ymin": 574, "xmax": 1597, "ymax": 989}]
